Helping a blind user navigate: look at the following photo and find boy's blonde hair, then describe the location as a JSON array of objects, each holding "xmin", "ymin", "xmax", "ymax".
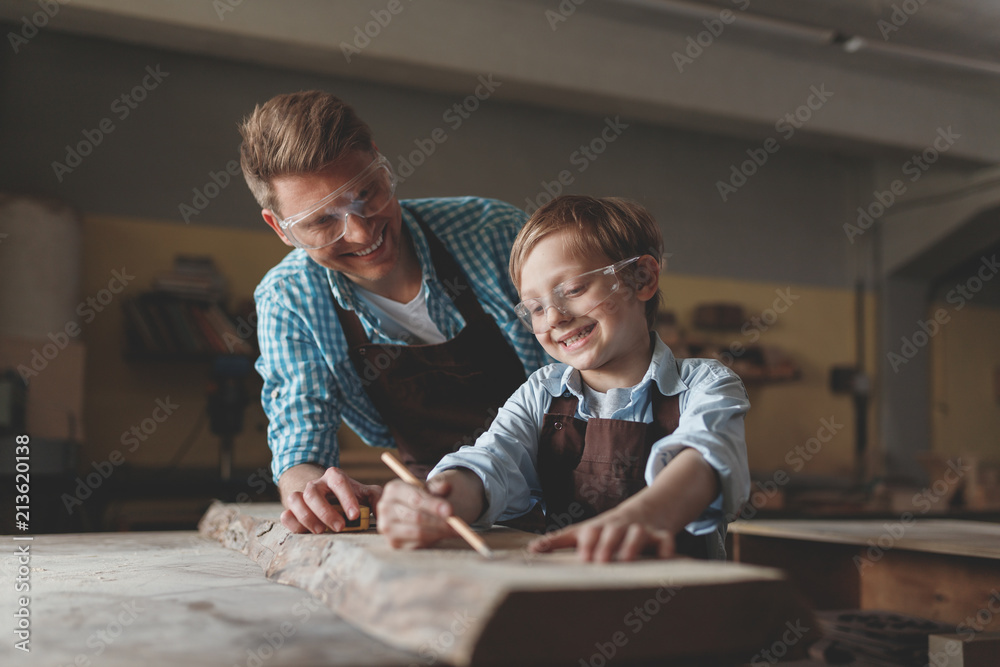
[
  {"xmin": 509, "ymin": 195, "xmax": 664, "ymax": 329},
  {"xmin": 239, "ymin": 91, "xmax": 374, "ymax": 215}
]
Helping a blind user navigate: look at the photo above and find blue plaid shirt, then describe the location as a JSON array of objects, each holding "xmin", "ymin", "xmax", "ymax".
[{"xmin": 255, "ymin": 197, "xmax": 548, "ymax": 481}]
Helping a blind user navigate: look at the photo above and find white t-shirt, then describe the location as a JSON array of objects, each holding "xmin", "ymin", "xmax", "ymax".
[{"xmin": 354, "ymin": 285, "xmax": 447, "ymax": 345}]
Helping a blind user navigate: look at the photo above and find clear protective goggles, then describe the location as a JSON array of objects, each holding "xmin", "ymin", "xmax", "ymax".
[
  {"xmin": 276, "ymin": 153, "xmax": 397, "ymax": 249},
  {"xmin": 514, "ymin": 256, "xmax": 640, "ymax": 333}
]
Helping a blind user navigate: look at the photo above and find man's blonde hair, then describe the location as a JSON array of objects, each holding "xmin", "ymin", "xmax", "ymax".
[
  {"xmin": 509, "ymin": 196, "xmax": 664, "ymax": 328},
  {"xmin": 239, "ymin": 91, "xmax": 374, "ymax": 215}
]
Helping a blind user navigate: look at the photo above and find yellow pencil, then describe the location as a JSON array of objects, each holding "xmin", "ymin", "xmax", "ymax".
[{"xmin": 380, "ymin": 451, "xmax": 495, "ymax": 560}]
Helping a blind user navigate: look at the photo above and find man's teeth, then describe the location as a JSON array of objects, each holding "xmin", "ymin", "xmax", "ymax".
[
  {"xmin": 561, "ymin": 324, "xmax": 594, "ymax": 346},
  {"xmin": 353, "ymin": 232, "xmax": 384, "ymax": 256}
]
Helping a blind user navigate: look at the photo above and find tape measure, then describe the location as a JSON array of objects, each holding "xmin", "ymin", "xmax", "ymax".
[{"xmin": 332, "ymin": 504, "xmax": 371, "ymax": 532}]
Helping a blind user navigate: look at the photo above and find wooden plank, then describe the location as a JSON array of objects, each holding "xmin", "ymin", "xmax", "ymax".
[
  {"xmin": 732, "ymin": 534, "xmax": 861, "ymax": 610},
  {"xmin": 199, "ymin": 502, "xmax": 818, "ymax": 666},
  {"xmin": 0, "ymin": 531, "xmax": 419, "ymax": 666},
  {"xmin": 730, "ymin": 520, "xmax": 1000, "ymax": 631},
  {"xmin": 730, "ymin": 519, "xmax": 1000, "ymax": 561},
  {"xmin": 929, "ymin": 633, "xmax": 1000, "ymax": 667},
  {"xmin": 861, "ymin": 550, "xmax": 1000, "ymax": 631}
]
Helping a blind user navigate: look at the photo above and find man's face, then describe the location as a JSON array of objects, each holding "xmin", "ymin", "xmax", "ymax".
[{"xmin": 262, "ymin": 150, "xmax": 404, "ymax": 288}]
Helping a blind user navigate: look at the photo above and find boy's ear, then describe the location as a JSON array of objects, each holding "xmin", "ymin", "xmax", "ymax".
[{"xmin": 633, "ymin": 255, "xmax": 661, "ymax": 302}]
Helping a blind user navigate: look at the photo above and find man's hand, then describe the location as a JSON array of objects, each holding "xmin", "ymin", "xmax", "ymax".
[
  {"xmin": 279, "ymin": 464, "xmax": 383, "ymax": 534},
  {"xmin": 376, "ymin": 467, "xmax": 486, "ymax": 549},
  {"xmin": 528, "ymin": 504, "xmax": 676, "ymax": 562}
]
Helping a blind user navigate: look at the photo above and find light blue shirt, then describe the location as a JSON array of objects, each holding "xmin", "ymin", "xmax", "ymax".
[
  {"xmin": 254, "ymin": 197, "xmax": 549, "ymax": 481},
  {"xmin": 430, "ymin": 334, "xmax": 751, "ymax": 540}
]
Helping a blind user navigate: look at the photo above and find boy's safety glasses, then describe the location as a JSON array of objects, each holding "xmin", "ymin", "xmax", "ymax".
[
  {"xmin": 514, "ymin": 257, "xmax": 640, "ymax": 333},
  {"xmin": 276, "ymin": 154, "xmax": 397, "ymax": 249}
]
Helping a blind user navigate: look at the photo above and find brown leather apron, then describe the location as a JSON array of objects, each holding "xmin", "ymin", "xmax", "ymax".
[
  {"xmin": 535, "ymin": 390, "xmax": 710, "ymax": 558},
  {"xmin": 334, "ymin": 209, "xmax": 527, "ymax": 479}
]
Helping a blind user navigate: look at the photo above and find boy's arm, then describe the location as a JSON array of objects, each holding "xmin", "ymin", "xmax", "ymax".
[
  {"xmin": 376, "ymin": 467, "xmax": 486, "ymax": 548},
  {"xmin": 530, "ymin": 447, "xmax": 719, "ymax": 562},
  {"xmin": 377, "ymin": 369, "xmax": 552, "ymax": 549}
]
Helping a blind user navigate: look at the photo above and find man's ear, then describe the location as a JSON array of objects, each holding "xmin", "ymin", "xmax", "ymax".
[
  {"xmin": 633, "ymin": 255, "xmax": 661, "ymax": 302},
  {"xmin": 262, "ymin": 209, "xmax": 295, "ymax": 248}
]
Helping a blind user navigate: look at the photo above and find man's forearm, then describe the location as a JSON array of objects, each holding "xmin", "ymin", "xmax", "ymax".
[{"xmin": 277, "ymin": 463, "xmax": 326, "ymax": 504}]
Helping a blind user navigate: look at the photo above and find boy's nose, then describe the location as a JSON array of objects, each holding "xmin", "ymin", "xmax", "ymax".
[{"xmin": 544, "ymin": 305, "xmax": 569, "ymax": 328}]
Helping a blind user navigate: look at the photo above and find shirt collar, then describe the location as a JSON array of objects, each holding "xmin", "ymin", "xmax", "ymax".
[
  {"xmin": 540, "ymin": 332, "xmax": 689, "ymax": 399},
  {"xmin": 326, "ymin": 203, "xmax": 437, "ymax": 312}
]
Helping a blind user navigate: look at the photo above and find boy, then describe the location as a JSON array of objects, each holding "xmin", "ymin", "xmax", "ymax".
[{"xmin": 377, "ymin": 196, "xmax": 750, "ymax": 561}]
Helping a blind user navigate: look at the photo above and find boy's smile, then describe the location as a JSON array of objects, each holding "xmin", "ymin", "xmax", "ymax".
[{"xmin": 519, "ymin": 231, "xmax": 656, "ymax": 392}]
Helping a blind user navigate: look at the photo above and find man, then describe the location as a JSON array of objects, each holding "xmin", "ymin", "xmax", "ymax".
[{"xmin": 240, "ymin": 91, "xmax": 546, "ymax": 534}]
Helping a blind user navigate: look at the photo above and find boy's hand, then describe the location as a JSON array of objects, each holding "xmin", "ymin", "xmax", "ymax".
[
  {"xmin": 377, "ymin": 477, "xmax": 459, "ymax": 549},
  {"xmin": 528, "ymin": 505, "xmax": 676, "ymax": 562}
]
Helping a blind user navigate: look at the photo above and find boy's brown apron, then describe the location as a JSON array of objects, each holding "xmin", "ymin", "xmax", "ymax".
[
  {"xmin": 334, "ymin": 209, "xmax": 527, "ymax": 479},
  {"xmin": 536, "ymin": 391, "xmax": 710, "ymax": 558}
]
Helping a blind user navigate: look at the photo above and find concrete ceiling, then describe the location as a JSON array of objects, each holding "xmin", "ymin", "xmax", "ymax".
[{"xmin": 3, "ymin": 0, "xmax": 998, "ymax": 164}]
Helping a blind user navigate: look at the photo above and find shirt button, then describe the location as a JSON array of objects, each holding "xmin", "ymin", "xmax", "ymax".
[
  {"xmin": 271, "ymin": 388, "xmax": 280, "ymax": 399},
  {"xmin": 553, "ymin": 421, "xmax": 563, "ymax": 430}
]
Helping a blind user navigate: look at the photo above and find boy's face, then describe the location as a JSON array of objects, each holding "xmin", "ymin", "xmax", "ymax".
[
  {"xmin": 261, "ymin": 150, "xmax": 404, "ymax": 288},
  {"xmin": 519, "ymin": 231, "xmax": 656, "ymax": 389}
]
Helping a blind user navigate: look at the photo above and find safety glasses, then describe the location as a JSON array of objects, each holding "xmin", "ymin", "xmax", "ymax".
[
  {"xmin": 276, "ymin": 154, "xmax": 396, "ymax": 249},
  {"xmin": 514, "ymin": 257, "xmax": 640, "ymax": 333}
]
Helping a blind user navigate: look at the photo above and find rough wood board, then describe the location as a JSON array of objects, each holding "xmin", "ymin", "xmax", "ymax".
[
  {"xmin": 0, "ymin": 531, "xmax": 419, "ymax": 666},
  {"xmin": 199, "ymin": 501, "xmax": 818, "ymax": 666},
  {"xmin": 730, "ymin": 519, "xmax": 1000, "ymax": 561}
]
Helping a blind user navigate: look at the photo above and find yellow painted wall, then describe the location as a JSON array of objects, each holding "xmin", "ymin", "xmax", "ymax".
[
  {"xmin": 930, "ymin": 301, "xmax": 1000, "ymax": 461},
  {"xmin": 80, "ymin": 216, "xmax": 369, "ymax": 476},
  {"xmin": 80, "ymin": 215, "xmax": 878, "ymax": 480},
  {"xmin": 658, "ymin": 274, "xmax": 879, "ymax": 477},
  {"xmin": 81, "ymin": 216, "xmax": 286, "ymax": 472}
]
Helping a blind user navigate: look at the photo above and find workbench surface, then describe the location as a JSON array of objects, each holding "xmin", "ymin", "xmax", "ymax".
[{"xmin": 0, "ymin": 531, "xmax": 419, "ymax": 666}]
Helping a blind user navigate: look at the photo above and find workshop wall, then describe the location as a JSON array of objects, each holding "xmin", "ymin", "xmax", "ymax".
[
  {"xmin": 5, "ymin": 25, "xmax": 887, "ymax": 485},
  {"xmin": 78, "ymin": 216, "xmax": 876, "ymax": 482},
  {"xmin": 1, "ymin": 25, "xmax": 862, "ymax": 292}
]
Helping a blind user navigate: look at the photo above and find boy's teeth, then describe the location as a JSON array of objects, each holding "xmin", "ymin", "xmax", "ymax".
[
  {"xmin": 561, "ymin": 324, "xmax": 594, "ymax": 346},
  {"xmin": 353, "ymin": 232, "xmax": 384, "ymax": 256}
]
